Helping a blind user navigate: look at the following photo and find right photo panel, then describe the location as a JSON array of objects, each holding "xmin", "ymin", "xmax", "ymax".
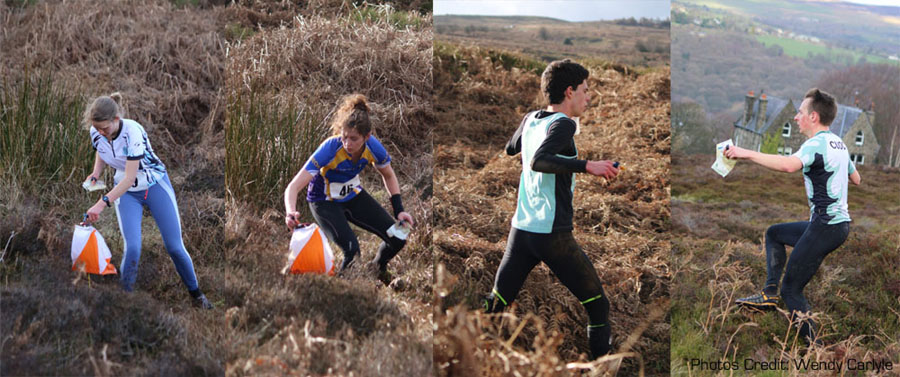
[{"xmin": 671, "ymin": 0, "xmax": 900, "ymax": 375}]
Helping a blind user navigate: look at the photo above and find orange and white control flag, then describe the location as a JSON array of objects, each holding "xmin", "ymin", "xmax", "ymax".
[
  {"xmin": 283, "ymin": 224, "xmax": 335, "ymax": 275},
  {"xmin": 71, "ymin": 225, "xmax": 117, "ymax": 275}
]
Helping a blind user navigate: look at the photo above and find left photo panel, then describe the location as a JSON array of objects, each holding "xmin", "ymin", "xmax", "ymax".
[{"xmin": 1, "ymin": 1, "xmax": 225, "ymax": 375}]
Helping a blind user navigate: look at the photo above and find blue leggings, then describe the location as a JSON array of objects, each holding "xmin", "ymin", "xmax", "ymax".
[{"xmin": 113, "ymin": 174, "xmax": 199, "ymax": 292}]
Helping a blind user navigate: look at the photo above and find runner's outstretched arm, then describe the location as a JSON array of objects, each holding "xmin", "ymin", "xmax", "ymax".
[
  {"xmin": 104, "ymin": 160, "xmax": 139, "ymax": 202},
  {"xmin": 531, "ymin": 119, "xmax": 587, "ymax": 174},
  {"xmin": 724, "ymin": 146, "xmax": 802, "ymax": 173},
  {"xmin": 376, "ymin": 163, "xmax": 401, "ymax": 196},
  {"xmin": 86, "ymin": 151, "xmax": 107, "ymax": 181},
  {"xmin": 377, "ymin": 164, "xmax": 414, "ymax": 226},
  {"xmin": 850, "ymin": 170, "xmax": 861, "ymax": 185},
  {"xmin": 85, "ymin": 159, "xmax": 138, "ymax": 223},
  {"xmin": 284, "ymin": 169, "xmax": 314, "ymax": 228}
]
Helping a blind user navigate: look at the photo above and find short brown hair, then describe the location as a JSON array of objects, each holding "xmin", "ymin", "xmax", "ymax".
[
  {"xmin": 331, "ymin": 94, "xmax": 371, "ymax": 135},
  {"xmin": 82, "ymin": 93, "xmax": 124, "ymax": 130},
  {"xmin": 804, "ymin": 88, "xmax": 837, "ymax": 126},
  {"xmin": 541, "ymin": 59, "xmax": 589, "ymax": 105}
]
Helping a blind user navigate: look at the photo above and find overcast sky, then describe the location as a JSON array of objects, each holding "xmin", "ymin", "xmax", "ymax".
[
  {"xmin": 843, "ymin": 0, "xmax": 900, "ymax": 6},
  {"xmin": 434, "ymin": 1, "xmax": 672, "ymax": 22}
]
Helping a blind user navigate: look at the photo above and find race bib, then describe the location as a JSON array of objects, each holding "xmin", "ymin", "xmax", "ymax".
[
  {"xmin": 114, "ymin": 169, "xmax": 152, "ymax": 191},
  {"xmin": 328, "ymin": 175, "xmax": 361, "ymax": 200}
]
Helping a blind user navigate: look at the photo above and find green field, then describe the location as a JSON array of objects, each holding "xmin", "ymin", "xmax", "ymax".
[
  {"xmin": 684, "ymin": 0, "xmax": 831, "ymax": 15},
  {"xmin": 756, "ymin": 35, "xmax": 893, "ymax": 65}
]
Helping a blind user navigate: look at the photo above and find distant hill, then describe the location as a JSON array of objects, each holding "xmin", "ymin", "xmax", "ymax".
[
  {"xmin": 674, "ymin": 0, "xmax": 900, "ymax": 57},
  {"xmin": 436, "ymin": 14, "xmax": 670, "ymax": 68},
  {"xmin": 435, "ymin": 14, "xmax": 569, "ymax": 25}
]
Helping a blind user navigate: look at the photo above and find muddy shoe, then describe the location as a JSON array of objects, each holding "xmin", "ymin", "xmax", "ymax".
[{"xmin": 736, "ymin": 291, "xmax": 779, "ymax": 310}]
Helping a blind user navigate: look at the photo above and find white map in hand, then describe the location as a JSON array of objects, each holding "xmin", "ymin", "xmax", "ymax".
[
  {"xmin": 82, "ymin": 179, "xmax": 107, "ymax": 192},
  {"xmin": 711, "ymin": 139, "xmax": 737, "ymax": 177}
]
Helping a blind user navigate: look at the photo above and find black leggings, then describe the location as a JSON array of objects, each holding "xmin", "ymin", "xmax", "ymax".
[
  {"xmin": 764, "ymin": 217, "xmax": 849, "ymax": 341},
  {"xmin": 309, "ymin": 190, "xmax": 405, "ymax": 271},
  {"xmin": 487, "ymin": 227, "xmax": 611, "ymax": 357}
]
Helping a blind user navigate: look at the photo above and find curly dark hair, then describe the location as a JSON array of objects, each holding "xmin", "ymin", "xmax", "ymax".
[
  {"xmin": 541, "ymin": 59, "xmax": 589, "ymax": 105},
  {"xmin": 330, "ymin": 94, "xmax": 372, "ymax": 135}
]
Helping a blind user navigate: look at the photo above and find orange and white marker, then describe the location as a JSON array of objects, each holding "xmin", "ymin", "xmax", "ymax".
[
  {"xmin": 283, "ymin": 223, "xmax": 335, "ymax": 275},
  {"xmin": 71, "ymin": 225, "xmax": 117, "ymax": 275}
]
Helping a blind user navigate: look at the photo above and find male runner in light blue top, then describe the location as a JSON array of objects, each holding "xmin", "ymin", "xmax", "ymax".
[{"xmin": 725, "ymin": 88, "xmax": 860, "ymax": 344}]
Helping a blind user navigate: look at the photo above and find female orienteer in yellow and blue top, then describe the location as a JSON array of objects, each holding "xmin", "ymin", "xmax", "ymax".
[{"xmin": 284, "ymin": 94, "xmax": 414, "ymax": 278}]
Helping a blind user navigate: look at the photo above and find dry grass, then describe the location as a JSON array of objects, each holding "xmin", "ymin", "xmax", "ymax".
[
  {"xmin": 223, "ymin": 6, "xmax": 434, "ymax": 376},
  {"xmin": 670, "ymin": 154, "xmax": 900, "ymax": 376},
  {"xmin": 1, "ymin": 1, "xmax": 226, "ymax": 375},
  {"xmin": 433, "ymin": 42, "xmax": 671, "ymax": 375}
]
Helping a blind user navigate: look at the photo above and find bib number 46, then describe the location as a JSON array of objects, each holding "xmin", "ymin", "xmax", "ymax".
[{"xmin": 338, "ymin": 184, "xmax": 353, "ymax": 197}]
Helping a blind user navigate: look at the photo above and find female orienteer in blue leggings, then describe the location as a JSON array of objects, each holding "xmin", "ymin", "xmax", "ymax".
[{"xmin": 82, "ymin": 93, "xmax": 212, "ymax": 309}]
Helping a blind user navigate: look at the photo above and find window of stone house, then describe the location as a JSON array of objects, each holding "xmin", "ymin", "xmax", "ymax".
[
  {"xmin": 855, "ymin": 131, "xmax": 864, "ymax": 146},
  {"xmin": 782, "ymin": 123, "xmax": 791, "ymax": 137}
]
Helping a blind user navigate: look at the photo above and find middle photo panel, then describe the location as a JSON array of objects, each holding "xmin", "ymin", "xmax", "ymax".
[
  {"xmin": 223, "ymin": 4, "xmax": 434, "ymax": 376},
  {"xmin": 433, "ymin": 1, "xmax": 672, "ymax": 376}
]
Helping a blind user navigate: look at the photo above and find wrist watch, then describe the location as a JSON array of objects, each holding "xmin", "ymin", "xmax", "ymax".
[{"xmin": 102, "ymin": 196, "xmax": 111, "ymax": 207}]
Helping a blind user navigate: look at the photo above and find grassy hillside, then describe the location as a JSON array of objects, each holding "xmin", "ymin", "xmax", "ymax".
[
  {"xmin": 670, "ymin": 153, "xmax": 900, "ymax": 376},
  {"xmin": 754, "ymin": 35, "xmax": 892, "ymax": 65},
  {"xmin": 0, "ymin": 1, "xmax": 226, "ymax": 375},
  {"xmin": 432, "ymin": 42, "xmax": 671, "ymax": 376},
  {"xmin": 223, "ymin": 4, "xmax": 434, "ymax": 376}
]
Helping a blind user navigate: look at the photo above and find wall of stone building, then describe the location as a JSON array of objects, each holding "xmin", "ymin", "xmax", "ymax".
[
  {"xmin": 764, "ymin": 106, "xmax": 802, "ymax": 154},
  {"xmin": 843, "ymin": 115, "xmax": 881, "ymax": 165},
  {"xmin": 733, "ymin": 127, "xmax": 762, "ymax": 151}
]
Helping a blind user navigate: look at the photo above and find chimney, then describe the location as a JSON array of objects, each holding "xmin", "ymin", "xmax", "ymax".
[
  {"xmin": 744, "ymin": 90, "xmax": 755, "ymax": 126},
  {"xmin": 866, "ymin": 100, "xmax": 875, "ymax": 125},
  {"xmin": 756, "ymin": 93, "xmax": 768, "ymax": 131}
]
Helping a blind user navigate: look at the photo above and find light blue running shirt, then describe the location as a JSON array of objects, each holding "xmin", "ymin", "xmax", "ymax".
[
  {"xmin": 792, "ymin": 130, "xmax": 855, "ymax": 224},
  {"xmin": 512, "ymin": 111, "xmax": 577, "ymax": 234}
]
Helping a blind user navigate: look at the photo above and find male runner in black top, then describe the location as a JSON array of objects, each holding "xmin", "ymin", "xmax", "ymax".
[{"xmin": 485, "ymin": 59, "xmax": 620, "ymax": 359}]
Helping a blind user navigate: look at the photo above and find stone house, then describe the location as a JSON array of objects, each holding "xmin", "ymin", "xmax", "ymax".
[{"xmin": 732, "ymin": 90, "xmax": 880, "ymax": 165}]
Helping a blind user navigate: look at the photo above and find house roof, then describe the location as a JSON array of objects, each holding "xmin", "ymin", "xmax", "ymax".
[
  {"xmin": 829, "ymin": 104, "xmax": 863, "ymax": 138},
  {"xmin": 733, "ymin": 96, "xmax": 791, "ymax": 134},
  {"xmin": 734, "ymin": 95, "xmax": 869, "ymax": 138}
]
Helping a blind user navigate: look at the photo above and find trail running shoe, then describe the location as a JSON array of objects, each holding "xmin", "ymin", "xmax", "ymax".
[
  {"xmin": 365, "ymin": 261, "xmax": 392, "ymax": 285},
  {"xmin": 194, "ymin": 294, "xmax": 214, "ymax": 310},
  {"xmin": 735, "ymin": 291, "xmax": 779, "ymax": 309},
  {"xmin": 377, "ymin": 269, "xmax": 393, "ymax": 286}
]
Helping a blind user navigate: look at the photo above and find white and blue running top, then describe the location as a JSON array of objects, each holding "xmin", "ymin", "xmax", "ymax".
[
  {"xmin": 792, "ymin": 130, "xmax": 855, "ymax": 224},
  {"xmin": 90, "ymin": 119, "xmax": 166, "ymax": 191}
]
